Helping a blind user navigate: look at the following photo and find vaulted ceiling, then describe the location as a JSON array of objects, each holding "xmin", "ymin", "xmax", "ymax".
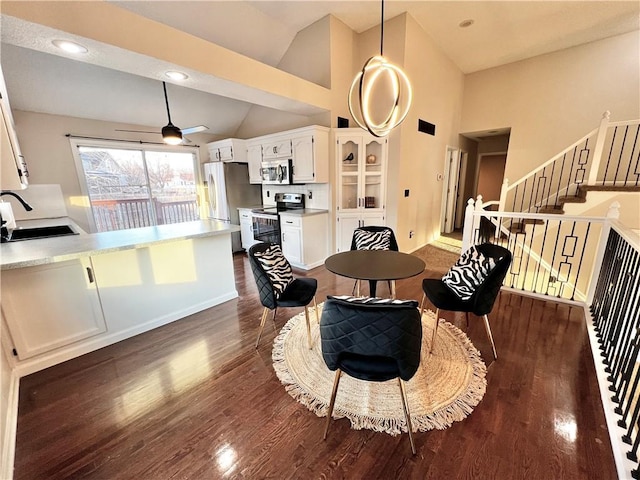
[{"xmin": 1, "ymin": 1, "xmax": 638, "ymax": 139}]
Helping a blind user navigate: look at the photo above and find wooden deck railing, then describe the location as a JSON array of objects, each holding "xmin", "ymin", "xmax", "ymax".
[{"xmin": 91, "ymin": 198, "xmax": 200, "ymax": 232}]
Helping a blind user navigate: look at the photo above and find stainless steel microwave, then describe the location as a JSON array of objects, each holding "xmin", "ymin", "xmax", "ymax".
[{"xmin": 260, "ymin": 159, "xmax": 293, "ymax": 185}]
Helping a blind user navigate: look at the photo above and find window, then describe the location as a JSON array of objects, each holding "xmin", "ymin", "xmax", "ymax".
[{"xmin": 71, "ymin": 139, "xmax": 201, "ymax": 232}]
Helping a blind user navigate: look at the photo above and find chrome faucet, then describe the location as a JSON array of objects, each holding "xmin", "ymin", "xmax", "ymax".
[{"xmin": 1, "ymin": 190, "xmax": 33, "ymax": 242}]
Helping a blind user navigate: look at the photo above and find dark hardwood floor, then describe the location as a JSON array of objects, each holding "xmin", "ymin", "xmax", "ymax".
[{"xmin": 15, "ymin": 245, "xmax": 617, "ymax": 479}]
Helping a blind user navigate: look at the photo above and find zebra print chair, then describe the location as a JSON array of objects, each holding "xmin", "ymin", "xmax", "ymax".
[
  {"xmin": 420, "ymin": 243, "xmax": 511, "ymax": 360},
  {"xmin": 249, "ymin": 242, "xmax": 318, "ymax": 349},
  {"xmin": 350, "ymin": 226, "xmax": 399, "ymax": 297}
]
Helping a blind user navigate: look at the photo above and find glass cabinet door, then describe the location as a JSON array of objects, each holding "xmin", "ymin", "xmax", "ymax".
[
  {"xmin": 338, "ymin": 138, "xmax": 361, "ymax": 210},
  {"xmin": 337, "ymin": 133, "xmax": 386, "ymax": 212},
  {"xmin": 363, "ymin": 138, "xmax": 385, "ymax": 210}
]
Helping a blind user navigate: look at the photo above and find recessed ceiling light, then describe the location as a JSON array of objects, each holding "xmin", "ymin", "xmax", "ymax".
[
  {"xmin": 165, "ymin": 71, "xmax": 189, "ymax": 81},
  {"xmin": 52, "ymin": 39, "xmax": 88, "ymax": 54},
  {"xmin": 459, "ymin": 19, "xmax": 474, "ymax": 28}
]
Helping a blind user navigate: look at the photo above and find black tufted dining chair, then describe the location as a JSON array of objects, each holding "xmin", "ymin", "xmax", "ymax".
[
  {"xmin": 350, "ymin": 226, "xmax": 399, "ymax": 297},
  {"xmin": 319, "ymin": 296, "xmax": 422, "ymax": 454},
  {"xmin": 420, "ymin": 243, "xmax": 512, "ymax": 360},
  {"xmin": 249, "ymin": 242, "xmax": 318, "ymax": 349}
]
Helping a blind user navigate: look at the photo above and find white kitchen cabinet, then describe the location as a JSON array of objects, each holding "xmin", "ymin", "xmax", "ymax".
[
  {"xmin": 335, "ymin": 129, "xmax": 388, "ymax": 252},
  {"xmin": 238, "ymin": 208, "xmax": 258, "ymax": 250},
  {"xmin": 262, "ymin": 136, "xmax": 292, "ymax": 159},
  {"xmin": 280, "ymin": 215, "xmax": 303, "ymax": 265},
  {"xmin": 279, "ymin": 212, "xmax": 329, "ymax": 270},
  {"xmin": 207, "ymin": 138, "xmax": 247, "ymax": 163},
  {"xmin": 1, "ymin": 258, "xmax": 106, "ymax": 360},
  {"xmin": 0, "ymin": 78, "xmax": 28, "ymax": 190},
  {"xmin": 290, "ymin": 126, "xmax": 329, "ymax": 183},
  {"xmin": 247, "ymin": 141, "xmax": 263, "ymax": 184}
]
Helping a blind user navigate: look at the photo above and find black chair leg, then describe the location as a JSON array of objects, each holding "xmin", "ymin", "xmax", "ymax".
[{"xmin": 324, "ymin": 369, "xmax": 342, "ymax": 440}]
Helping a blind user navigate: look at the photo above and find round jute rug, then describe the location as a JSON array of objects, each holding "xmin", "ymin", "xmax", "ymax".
[{"xmin": 272, "ymin": 303, "xmax": 487, "ymax": 435}]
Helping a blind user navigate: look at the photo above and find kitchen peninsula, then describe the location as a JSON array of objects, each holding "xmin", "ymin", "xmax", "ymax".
[{"xmin": 1, "ymin": 220, "xmax": 239, "ymax": 376}]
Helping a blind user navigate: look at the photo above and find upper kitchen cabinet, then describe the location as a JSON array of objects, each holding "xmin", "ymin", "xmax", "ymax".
[
  {"xmin": 246, "ymin": 140, "xmax": 263, "ymax": 184},
  {"xmin": 261, "ymin": 135, "xmax": 292, "ymax": 160},
  {"xmin": 0, "ymin": 68, "xmax": 28, "ymax": 190},
  {"xmin": 290, "ymin": 126, "xmax": 329, "ymax": 184},
  {"xmin": 207, "ymin": 138, "xmax": 247, "ymax": 163}
]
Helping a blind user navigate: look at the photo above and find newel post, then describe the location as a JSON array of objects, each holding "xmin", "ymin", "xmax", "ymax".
[
  {"xmin": 585, "ymin": 201, "xmax": 620, "ymax": 304},
  {"xmin": 587, "ymin": 110, "xmax": 611, "ymax": 186},
  {"xmin": 498, "ymin": 178, "xmax": 509, "ymax": 212},
  {"xmin": 461, "ymin": 198, "xmax": 475, "ymax": 252}
]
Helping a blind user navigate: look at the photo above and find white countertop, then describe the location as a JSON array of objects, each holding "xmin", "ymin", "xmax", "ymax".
[
  {"xmin": 275, "ymin": 208, "xmax": 329, "ymax": 217},
  {"xmin": 1, "ymin": 219, "xmax": 239, "ymax": 270}
]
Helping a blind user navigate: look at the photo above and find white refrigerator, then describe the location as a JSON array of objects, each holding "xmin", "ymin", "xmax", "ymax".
[{"xmin": 204, "ymin": 162, "xmax": 262, "ymax": 252}]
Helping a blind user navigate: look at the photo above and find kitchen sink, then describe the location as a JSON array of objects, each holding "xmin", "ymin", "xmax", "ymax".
[{"xmin": 9, "ymin": 225, "xmax": 78, "ymax": 241}]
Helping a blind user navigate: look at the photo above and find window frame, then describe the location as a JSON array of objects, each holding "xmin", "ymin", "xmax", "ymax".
[{"xmin": 70, "ymin": 138, "xmax": 202, "ymax": 233}]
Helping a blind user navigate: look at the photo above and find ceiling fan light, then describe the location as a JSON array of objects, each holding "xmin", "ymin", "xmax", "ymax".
[{"xmin": 162, "ymin": 123, "xmax": 183, "ymax": 145}]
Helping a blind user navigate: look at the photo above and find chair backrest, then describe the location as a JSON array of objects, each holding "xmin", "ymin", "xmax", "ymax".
[
  {"xmin": 319, "ymin": 297, "xmax": 422, "ymax": 381},
  {"xmin": 248, "ymin": 242, "xmax": 292, "ymax": 309},
  {"xmin": 469, "ymin": 243, "xmax": 512, "ymax": 315},
  {"xmin": 350, "ymin": 226, "xmax": 399, "ymax": 251}
]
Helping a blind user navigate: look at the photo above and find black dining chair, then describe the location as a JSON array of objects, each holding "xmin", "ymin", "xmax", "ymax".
[
  {"xmin": 320, "ymin": 295, "xmax": 422, "ymax": 455},
  {"xmin": 350, "ymin": 226, "xmax": 399, "ymax": 297},
  {"xmin": 248, "ymin": 242, "xmax": 318, "ymax": 349},
  {"xmin": 420, "ymin": 243, "xmax": 512, "ymax": 360}
]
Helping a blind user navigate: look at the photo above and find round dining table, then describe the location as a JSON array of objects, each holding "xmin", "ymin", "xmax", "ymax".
[{"xmin": 324, "ymin": 250, "xmax": 426, "ymax": 298}]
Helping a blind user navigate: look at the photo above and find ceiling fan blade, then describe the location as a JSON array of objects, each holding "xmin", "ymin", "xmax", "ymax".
[
  {"xmin": 115, "ymin": 128, "xmax": 160, "ymax": 134},
  {"xmin": 182, "ymin": 125, "xmax": 208, "ymax": 135}
]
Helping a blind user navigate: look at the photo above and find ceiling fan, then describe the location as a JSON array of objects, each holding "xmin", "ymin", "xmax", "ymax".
[{"xmin": 116, "ymin": 81, "xmax": 208, "ymax": 144}]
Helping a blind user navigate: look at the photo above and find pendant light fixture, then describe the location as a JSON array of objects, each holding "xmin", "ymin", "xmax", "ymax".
[
  {"xmin": 348, "ymin": 0, "xmax": 412, "ymax": 138},
  {"xmin": 161, "ymin": 81, "xmax": 183, "ymax": 145}
]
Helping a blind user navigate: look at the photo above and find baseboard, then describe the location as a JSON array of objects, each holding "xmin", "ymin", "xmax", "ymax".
[
  {"xmin": 1, "ymin": 370, "xmax": 19, "ymax": 480},
  {"xmin": 14, "ymin": 290, "xmax": 239, "ymax": 377}
]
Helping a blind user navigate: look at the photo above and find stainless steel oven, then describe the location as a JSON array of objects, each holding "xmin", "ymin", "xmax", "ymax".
[{"xmin": 251, "ymin": 211, "xmax": 280, "ymax": 244}]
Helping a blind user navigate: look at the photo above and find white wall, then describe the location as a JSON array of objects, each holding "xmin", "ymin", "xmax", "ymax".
[{"xmin": 461, "ymin": 30, "xmax": 640, "ymax": 184}]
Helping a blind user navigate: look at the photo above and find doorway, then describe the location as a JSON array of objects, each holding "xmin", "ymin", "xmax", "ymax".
[
  {"xmin": 476, "ymin": 152, "xmax": 507, "ymax": 207},
  {"xmin": 441, "ymin": 147, "xmax": 463, "ymax": 234}
]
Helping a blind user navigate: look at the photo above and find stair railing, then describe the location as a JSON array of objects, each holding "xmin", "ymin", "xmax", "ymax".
[
  {"xmin": 499, "ymin": 111, "xmax": 640, "ymax": 214},
  {"xmin": 462, "ymin": 198, "xmax": 640, "ymax": 479}
]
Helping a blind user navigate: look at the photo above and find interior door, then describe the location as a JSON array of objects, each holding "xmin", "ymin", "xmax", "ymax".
[{"xmin": 442, "ymin": 148, "xmax": 460, "ymax": 234}]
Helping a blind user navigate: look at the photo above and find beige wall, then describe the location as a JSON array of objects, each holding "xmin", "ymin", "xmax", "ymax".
[
  {"xmin": 277, "ymin": 16, "xmax": 331, "ymax": 89},
  {"xmin": 393, "ymin": 14, "xmax": 465, "ymax": 250},
  {"xmin": 462, "ymin": 30, "xmax": 640, "ymax": 184}
]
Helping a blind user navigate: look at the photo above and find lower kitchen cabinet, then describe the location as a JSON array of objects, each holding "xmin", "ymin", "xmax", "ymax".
[
  {"xmin": 238, "ymin": 208, "xmax": 258, "ymax": 250},
  {"xmin": 280, "ymin": 212, "xmax": 328, "ymax": 270},
  {"xmin": 335, "ymin": 212, "xmax": 386, "ymax": 253},
  {"xmin": 1, "ymin": 258, "xmax": 106, "ymax": 360},
  {"xmin": 2, "ymin": 232, "xmax": 238, "ymax": 375}
]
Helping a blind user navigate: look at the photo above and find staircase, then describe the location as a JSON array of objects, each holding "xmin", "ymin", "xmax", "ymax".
[{"xmin": 498, "ymin": 111, "xmax": 640, "ymax": 220}]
